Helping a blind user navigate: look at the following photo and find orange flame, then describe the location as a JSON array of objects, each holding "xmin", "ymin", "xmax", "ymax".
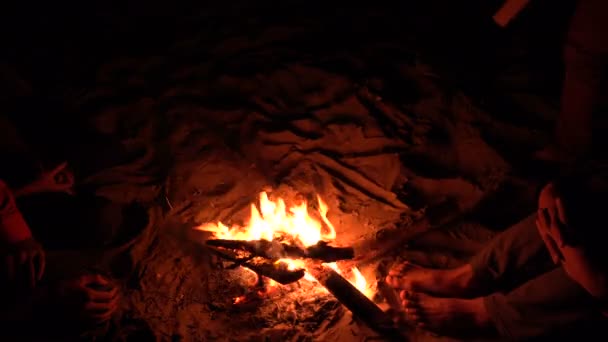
[{"xmin": 197, "ymin": 191, "xmax": 372, "ymax": 298}]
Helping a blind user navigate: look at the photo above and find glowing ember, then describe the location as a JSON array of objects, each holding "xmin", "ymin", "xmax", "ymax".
[{"xmin": 197, "ymin": 191, "xmax": 372, "ymax": 299}]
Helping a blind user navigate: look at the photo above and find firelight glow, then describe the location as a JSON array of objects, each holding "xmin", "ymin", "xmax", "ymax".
[{"xmin": 197, "ymin": 191, "xmax": 373, "ymax": 298}]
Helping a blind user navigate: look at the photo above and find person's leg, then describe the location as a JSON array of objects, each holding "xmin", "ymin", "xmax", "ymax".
[
  {"xmin": 468, "ymin": 213, "xmax": 553, "ymax": 294},
  {"xmin": 387, "ymin": 213, "xmax": 554, "ymax": 297},
  {"xmin": 402, "ymin": 267, "xmax": 601, "ymax": 340},
  {"xmin": 484, "ymin": 267, "xmax": 600, "ymax": 340}
]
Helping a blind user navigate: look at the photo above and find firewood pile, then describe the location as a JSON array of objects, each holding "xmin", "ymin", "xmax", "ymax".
[{"xmin": 207, "ymin": 238, "xmax": 408, "ymax": 340}]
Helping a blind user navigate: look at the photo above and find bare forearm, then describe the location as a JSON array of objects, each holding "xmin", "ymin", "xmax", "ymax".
[{"xmin": 12, "ymin": 181, "xmax": 45, "ymax": 198}]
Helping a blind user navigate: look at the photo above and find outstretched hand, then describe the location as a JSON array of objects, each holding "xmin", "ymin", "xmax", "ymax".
[
  {"xmin": 37, "ymin": 162, "xmax": 75, "ymax": 195},
  {"xmin": 4, "ymin": 237, "xmax": 45, "ymax": 288},
  {"xmin": 59, "ymin": 274, "xmax": 120, "ymax": 324},
  {"xmin": 13, "ymin": 162, "xmax": 75, "ymax": 198}
]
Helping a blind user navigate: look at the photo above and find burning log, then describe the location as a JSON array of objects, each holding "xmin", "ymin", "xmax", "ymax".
[
  {"xmin": 206, "ymin": 239, "xmax": 354, "ymax": 263},
  {"xmin": 207, "ymin": 244, "xmax": 305, "ymax": 285},
  {"xmin": 306, "ymin": 262, "xmax": 408, "ymax": 341}
]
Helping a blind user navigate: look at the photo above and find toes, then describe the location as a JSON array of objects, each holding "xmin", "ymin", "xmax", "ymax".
[
  {"xmin": 392, "ymin": 310, "xmax": 407, "ymax": 325},
  {"xmin": 385, "ymin": 274, "xmax": 400, "ymax": 287},
  {"xmin": 388, "ymin": 263, "xmax": 407, "ymax": 276},
  {"xmin": 405, "ymin": 307, "xmax": 420, "ymax": 317},
  {"xmin": 402, "ymin": 299, "xmax": 417, "ymax": 309},
  {"xmin": 405, "ymin": 308, "xmax": 424, "ymax": 325},
  {"xmin": 389, "ymin": 261, "xmax": 418, "ymax": 276},
  {"xmin": 386, "ymin": 274, "xmax": 411, "ymax": 290},
  {"xmin": 410, "ymin": 313, "xmax": 422, "ymax": 322},
  {"xmin": 387, "ymin": 262, "xmax": 424, "ymax": 290},
  {"xmin": 400, "ymin": 290, "xmax": 418, "ymax": 301}
]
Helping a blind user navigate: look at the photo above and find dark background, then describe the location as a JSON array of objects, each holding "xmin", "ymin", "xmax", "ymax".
[
  {"xmin": 0, "ymin": 0, "xmax": 578, "ymax": 181},
  {"xmin": 1, "ymin": 0, "xmax": 575, "ymax": 95}
]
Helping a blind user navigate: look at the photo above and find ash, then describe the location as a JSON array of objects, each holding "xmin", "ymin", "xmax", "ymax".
[{"xmin": 207, "ymin": 266, "xmax": 344, "ymax": 336}]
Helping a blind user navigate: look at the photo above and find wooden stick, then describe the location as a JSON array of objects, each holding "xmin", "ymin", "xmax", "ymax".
[
  {"xmin": 207, "ymin": 246, "xmax": 305, "ymax": 284},
  {"xmin": 354, "ymin": 199, "xmax": 462, "ymax": 268},
  {"xmin": 206, "ymin": 239, "xmax": 354, "ymax": 262},
  {"xmin": 493, "ymin": 0, "xmax": 531, "ymax": 28},
  {"xmin": 306, "ymin": 262, "xmax": 408, "ymax": 341}
]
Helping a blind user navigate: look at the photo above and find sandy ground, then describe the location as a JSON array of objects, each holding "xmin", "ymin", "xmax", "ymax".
[{"xmin": 0, "ymin": 1, "xmax": 583, "ymax": 341}]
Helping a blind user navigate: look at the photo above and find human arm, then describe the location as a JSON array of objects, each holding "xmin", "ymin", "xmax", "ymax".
[
  {"xmin": 12, "ymin": 162, "xmax": 74, "ymax": 198},
  {"xmin": 0, "ymin": 179, "xmax": 45, "ymax": 287}
]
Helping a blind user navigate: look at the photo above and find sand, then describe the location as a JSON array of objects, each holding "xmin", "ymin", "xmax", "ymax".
[{"xmin": 0, "ymin": 1, "xmax": 580, "ymax": 341}]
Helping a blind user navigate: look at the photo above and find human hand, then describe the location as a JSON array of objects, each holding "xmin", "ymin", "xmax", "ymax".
[
  {"xmin": 59, "ymin": 274, "xmax": 120, "ymax": 324},
  {"xmin": 37, "ymin": 162, "xmax": 75, "ymax": 195},
  {"xmin": 536, "ymin": 182, "xmax": 571, "ymax": 263},
  {"xmin": 4, "ymin": 237, "xmax": 45, "ymax": 288},
  {"xmin": 536, "ymin": 201, "xmax": 566, "ymax": 264},
  {"xmin": 536, "ymin": 197, "xmax": 607, "ymax": 298}
]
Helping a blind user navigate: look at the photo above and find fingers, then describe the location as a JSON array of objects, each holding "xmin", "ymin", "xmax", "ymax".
[
  {"xmin": 29, "ymin": 257, "xmax": 36, "ymax": 288},
  {"xmin": 553, "ymin": 198, "xmax": 568, "ymax": 247},
  {"xmin": 83, "ymin": 284, "xmax": 120, "ymax": 323},
  {"xmin": 84, "ymin": 292, "xmax": 119, "ymax": 312},
  {"xmin": 37, "ymin": 252, "xmax": 46, "ymax": 281},
  {"xmin": 6, "ymin": 255, "xmax": 15, "ymax": 280},
  {"xmin": 19, "ymin": 251, "xmax": 28, "ymax": 265},
  {"xmin": 81, "ymin": 273, "xmax": 110, "ymax": 287},
  {"xmin": 91, "ymin": 274, "xmax": 110, "ymax": 286},
  {"xmin": 18, "ymin": 251, "xmax": 33, "ymax": 286},
  {"xmin": 546, "ymin": 205, "xmax": 562, "ymax": 242},
  {"xmin": 59, "ymin": 171, "xmax": 75, "ymax": 192},
  {"xmin": 85, "ymin": 285, "xmax": 118, "ymax": 302},
  {"xmin": 538, "ymin": 208, "xmax": 550, "ymax": 232},
  {"xmin": 555, "ymin": 198, "xmax": 568, "ymax": 225},
  {"xmin": 51, "ymin": 162, "xmax": 68, "ymax": 176},
  {"xmin": 84, "ymin": 301, "xmax": 118, "ymax": 323},
  {"xmin": 536, "ymin": 217, "xmax": 562, "ymax": 264},
  {"xmin": 541, "ymin": 204, "xmax": 566, "ymax": 248},
  {"xmin": 89, "ymin": 310, "xmax": 114, "ymax": 323}
]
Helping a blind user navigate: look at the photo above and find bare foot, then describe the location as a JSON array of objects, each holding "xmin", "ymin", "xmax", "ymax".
[
  {"xmin": 402, "ymin": 292, "xmax": 492, "ymax": 337},
  {"xmin": 385, "ymin": 262, "xmax": 477, "ymax": 298}
]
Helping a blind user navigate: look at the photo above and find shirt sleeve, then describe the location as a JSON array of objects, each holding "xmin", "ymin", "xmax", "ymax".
[{"xmin": 0, "ymin": 180, "xmax": 32, "ymax": 243}]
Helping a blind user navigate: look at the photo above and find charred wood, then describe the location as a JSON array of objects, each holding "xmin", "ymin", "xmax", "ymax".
[
  {"xmin": 206, "ymin": 239, "xmax": 354, "ymax": 262},
  {"xmin": 306, "ymin": 261, "xmax": 408, "ymax": 341},
  {"xmin": 207, "ymin": 245, "xmax": 305, "ymax": 284}
]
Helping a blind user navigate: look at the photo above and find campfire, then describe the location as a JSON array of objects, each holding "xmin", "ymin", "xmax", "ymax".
[
  {"xmin": 197, "ymin": 190, "xmax": 406, "ymax": 339},
  {"xmin": 196, "ymin": 191, "xmax": 373, "ymax": 300}
]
